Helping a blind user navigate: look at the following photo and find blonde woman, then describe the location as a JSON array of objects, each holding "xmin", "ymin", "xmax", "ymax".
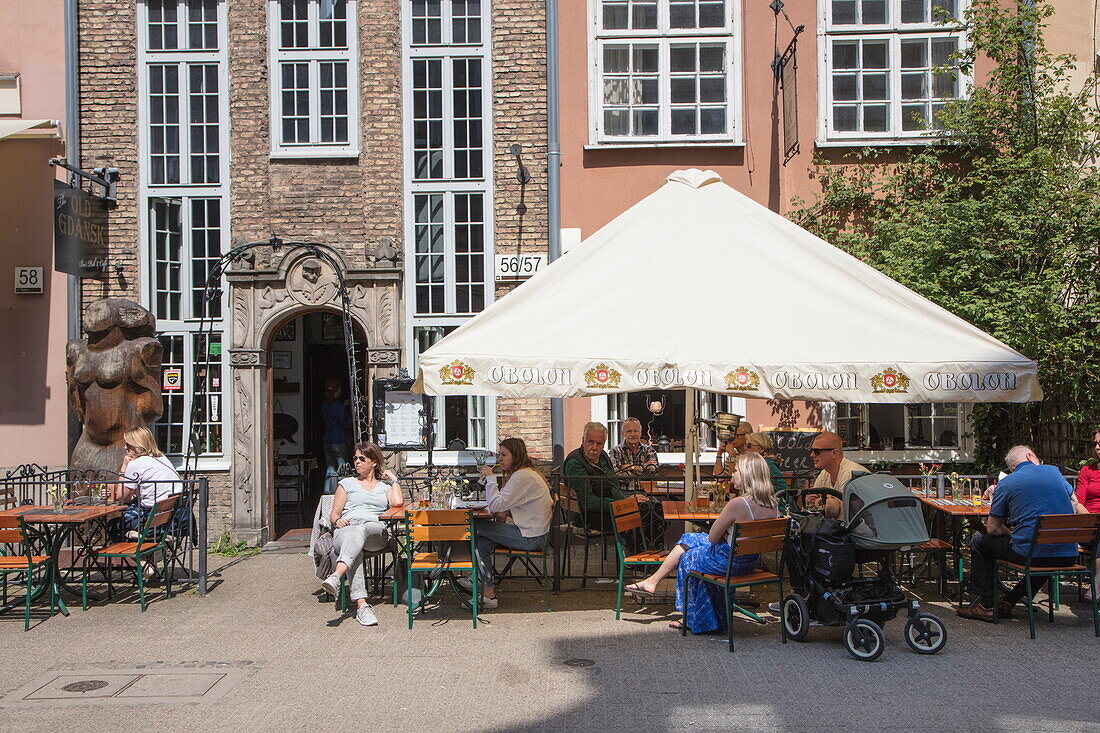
[
  {"xmin": 109, "ymin": 427, "xmax": 183, "ymax": 540},
  {"xmin": 626, "ymin": 453, "xmax": 779, "ymax": 633}
]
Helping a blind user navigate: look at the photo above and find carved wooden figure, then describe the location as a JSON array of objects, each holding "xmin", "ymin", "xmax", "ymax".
[{"xmin": 66, "ymin": 298, "xmax": 163, "ymax": 472}]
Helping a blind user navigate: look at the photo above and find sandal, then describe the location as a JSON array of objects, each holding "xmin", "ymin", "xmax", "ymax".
[
  {"xmin": 624, "ymin": 583, "xmax": 655, "ymax": 597},
  {"xmin": 668, "ymin": 620, "xmax": 685, "ymax": 630}
]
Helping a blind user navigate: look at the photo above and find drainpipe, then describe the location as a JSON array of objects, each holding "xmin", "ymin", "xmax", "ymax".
[
  {"xmin": 546, "ymin": 0, "xmax": 564, "ymax": 466},
  {"xmin": 64, "ymin": 0, "xmax": 81, "ymax": 458}
]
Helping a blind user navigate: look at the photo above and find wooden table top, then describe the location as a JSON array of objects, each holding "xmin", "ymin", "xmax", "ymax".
[
  {"xmin": 914, "ymin": 494, "xmax": 991, "ymax": 517},
  {"xmin": 0, "ymin": 504, "xmax": 126, "ymax": 523},
  {"xmin": 379, "ymin": 505, "xmax": 492, "ymax": 522},
  {"xmin": 661, "ymin": 500, "xmax": 725, "ymax": 522}
]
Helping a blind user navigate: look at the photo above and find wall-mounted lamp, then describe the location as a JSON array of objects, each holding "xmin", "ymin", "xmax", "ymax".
[{"xmin": 509, "ymin": 144, "xmax": 531, "ymax": 184}]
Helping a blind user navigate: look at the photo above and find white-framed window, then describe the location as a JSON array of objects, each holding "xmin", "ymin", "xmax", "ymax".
[
  {"xmin": 819, "ymin": 0, "xmax": 967, "ymax": 142},
  {"xmin": 138, "ymin": 0, "xmax": 230, "ymax": 463},
  {"xmin": 834, "ymin": 402, "xmax": 969, "ymax": 461},
  {"xmin": 403, "ymin": 0, "xmax": 495, "ymax": 459},
  {"xmin": 603, "ymin": 391, "xmax": 742, "ymax": 456},
  {"xmin": 412, "ymin": 191, "xmax": 487, "ymax": 315},
  {"xmin": 268, "ymin": 0, "xmax": 359, "ymax": 157},
  {"xmin": 589, "ymin": 0, "xmax": 742, "ymax": 145},
  {"xmin": 412, "ymin": 325, "xmax": 494, "ymax": 450}
]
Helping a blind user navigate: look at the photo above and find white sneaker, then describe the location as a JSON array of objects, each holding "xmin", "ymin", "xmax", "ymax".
[
  {"xmin": 478, "ymin": 595, "xmax": 498, "ymax": 609},
  {"xmin": 321, "ymin": 573, "xmax": 340, "ymax": 596},
  {"xmin": 768, "ymin": 602, "xmax": 781, "ymax": 612},
  {"xmin": 356, "ymin": 604, "xmax": 378, "ymax": 626},
  {"xmin": 455, "ymin": 576, "xmax": 474, "ymax": 593}
]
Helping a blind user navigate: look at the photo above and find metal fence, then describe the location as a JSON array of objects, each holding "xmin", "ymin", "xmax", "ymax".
[{"xmin": 0, "ymin": 463, "xmax": 208, "ymax": 596}]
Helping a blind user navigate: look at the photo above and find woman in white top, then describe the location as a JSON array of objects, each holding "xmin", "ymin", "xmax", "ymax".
[
  {"xmin": 109, "ymin": 427, "xmax": 183, "ymax": 540},
  {"xmin": 320, "ymin": 441, "xmax": 403, "ymax": 626},
  {"xmin": 469, "ymin": 438, "xmax": 553, "ymax": 608},
  {"xmin": 625, "ymin": 452, "xmax": 779, "ymax": 633}
]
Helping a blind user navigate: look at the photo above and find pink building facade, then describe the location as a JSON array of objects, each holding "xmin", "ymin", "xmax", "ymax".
[
  {"xmin": 0, "ymin": 0, "xmax": 68, "ymax": 470},
  {"xmin": 556, "ymin": 0, "xmax": 1098, "ymax": 466}
]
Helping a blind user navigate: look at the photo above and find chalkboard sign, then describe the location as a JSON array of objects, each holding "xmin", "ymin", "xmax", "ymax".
[{"xmin": 765, "ymin": 429, "xmax": 821, "ymax": 473}]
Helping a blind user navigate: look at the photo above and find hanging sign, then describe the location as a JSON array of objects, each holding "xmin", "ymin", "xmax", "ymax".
[
  {"xmin": 162, "ymin": 368, "xmax": 183, "ymax": 392},
  {"xmin": 53, "ymin": 180, "xmax": 109, "ymax": 278}
]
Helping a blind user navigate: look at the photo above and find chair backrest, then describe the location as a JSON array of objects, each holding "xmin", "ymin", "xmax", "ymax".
[
  {"xmin": 610, "ymin": 496, "xmax": 642, "ymax": 549},
  {"xmin": 406, "ymin": 509, "xmax": 473, "ymax": 543},
  {"xmin": 142, "ymin": 495, "xmax": 181, "ymax": 539},
  {"xmin": 556, "ymin": 481, "xmax": 582, "ymax": 516},
  {"xmin": 0, "ymin": 485, "xmax": 15, "ymax": 511},
  {"xmin": 0, "ymin": 515, "xmax": 27, "ymax": 546},
  {"xmin": 1032, "ymin": 513, "xmax": 1100, "ymax": 551},
  {"xmin": 728, "ymin": 517, "xmax": 789, "ymax": 558}
]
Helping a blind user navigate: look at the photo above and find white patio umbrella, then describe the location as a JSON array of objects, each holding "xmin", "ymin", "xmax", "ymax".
[{"xmin": 413, "ymin": 169, "xmax": 1041, "ymax": 487}]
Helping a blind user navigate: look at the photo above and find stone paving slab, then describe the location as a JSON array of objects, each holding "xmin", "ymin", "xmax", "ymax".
[{"xmin": 0, "ymin": 552, "xmax": 1097, "ymax": 732}]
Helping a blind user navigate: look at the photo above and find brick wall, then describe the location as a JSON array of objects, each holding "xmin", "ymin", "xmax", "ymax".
[
  {"xmin": 228, "ymin": 0, "xmax": 403, "ymax": 269},
  {"xmin": 492, "ymin": 0, "xmax": 551, "ymax": 460},
  {"xmin": 78, "ymin": 0, "xmax": 139, "ymax": 304}
]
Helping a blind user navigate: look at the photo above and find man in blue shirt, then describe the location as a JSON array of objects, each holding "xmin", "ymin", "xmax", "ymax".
[
  {"xmin": 958, "ymin": 445, "xmax": 1080, "ymax": 622},
  {"xmin": 321, "ymin": 379, "xmax": 354, "ymax": 484}
]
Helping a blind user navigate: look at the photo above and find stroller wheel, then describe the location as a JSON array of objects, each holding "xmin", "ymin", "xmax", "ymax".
[
  {"xmin": 904, "ymin": 613, "xmax": 947, "ymax": 655},
  {"xmin": 843, "ymin": 618, "xmax": 885, "ymax": 662},
  {"xmin": 782, "ymin": 594, "xmax": 811, "ymax": 642}
]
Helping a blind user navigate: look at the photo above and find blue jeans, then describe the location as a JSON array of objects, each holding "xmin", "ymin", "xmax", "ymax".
[{"xmin": 472, "ymin": 519, "xmax": 547, "ymax": 590}]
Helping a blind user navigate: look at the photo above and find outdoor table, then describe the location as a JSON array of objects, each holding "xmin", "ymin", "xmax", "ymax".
[
  {"xmin": 0, "ymin": 503, "xmax": 126, "ymax": 615},
  {"xmin": 912, "ymin": 492, "xmax": 991, "ymax": 597},
  {"xmin": 379, "ymin": 505, "xmax": 493, "ymax": 612},
  {"xmin": 661, "ymin": 500, "xmax": 725, "ymax": 524}
]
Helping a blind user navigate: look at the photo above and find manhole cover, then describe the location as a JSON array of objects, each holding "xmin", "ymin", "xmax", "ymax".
[
  {"xmin": 61, "ymin": 680, "xmax": 109, "ymax": 693},
  {"xmin": 563, "ymin": 658, "xmax": 595, "ymax": 668}
]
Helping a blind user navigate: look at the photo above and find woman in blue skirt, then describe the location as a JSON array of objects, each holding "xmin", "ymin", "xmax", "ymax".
[{"xmin": 626, "ymin": 452, "xmax": 779, "ymax": 632}]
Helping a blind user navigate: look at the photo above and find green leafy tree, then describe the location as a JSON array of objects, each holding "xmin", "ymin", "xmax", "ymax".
[{"xmin": 790, "ymin": 0, "xmax": 1100, "ymax": 470}]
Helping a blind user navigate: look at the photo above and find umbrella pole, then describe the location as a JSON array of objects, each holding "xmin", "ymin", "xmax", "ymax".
[{"xmin": 685, "ymin": 387, "xmax": 697, "ymax": 500}]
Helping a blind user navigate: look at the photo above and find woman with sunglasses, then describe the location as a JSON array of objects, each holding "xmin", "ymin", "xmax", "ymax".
[
  {"xmin": 320, "ymin": 442, "xmax": 402, "ymax": 626},
  {"xmin": 108, "ymin": 426, "xmax": 183, "ymax": 542}
]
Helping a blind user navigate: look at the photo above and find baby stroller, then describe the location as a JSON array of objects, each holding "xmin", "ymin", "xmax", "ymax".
[{"xmin": 777, "ymin": 473, "xmax": 948, "ymax": 661}]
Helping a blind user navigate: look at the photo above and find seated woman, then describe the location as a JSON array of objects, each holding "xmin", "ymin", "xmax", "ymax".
[
  {"xmin": 1075, "ymin": 426, "xmax": 1100, "ymax": 602},
  {"xmin": 320, "ymin": 442, "xmax": 403, "ymax": 627},
  {"xmin": 110, "ymin": 427, "xmax": 183, "ymax": 542},
  {"xmin": 743, "ymin": 432, "xmax": 789, "ymax": 498},
  {"xmin": 626, "ymin": 452, "xmax": 779, "ymax": 633},
  {"xmin": 466, "ymin": 438, "xmax": 553, "ymax": 609}
]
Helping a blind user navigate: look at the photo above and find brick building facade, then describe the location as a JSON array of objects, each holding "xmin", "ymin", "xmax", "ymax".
[{"xmin": 75, "ymin": 0, "xmax": 549, "ymax": 543}]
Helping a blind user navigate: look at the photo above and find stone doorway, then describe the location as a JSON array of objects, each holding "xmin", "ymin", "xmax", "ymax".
[{"xmin": 225, "ymin": 247, "xmax": 400, "ymax": 544}]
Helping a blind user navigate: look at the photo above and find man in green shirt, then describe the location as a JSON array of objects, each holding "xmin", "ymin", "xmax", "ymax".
[{"xmin": 564, "ymin": 421, "xmax": 661, "ymax": 546}]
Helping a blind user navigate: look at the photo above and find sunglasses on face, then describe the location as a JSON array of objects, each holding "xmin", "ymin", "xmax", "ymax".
[
  {"xmin": 809, "ymin": 447, "xmax": 835, "ymax": 455},
  {"xmin": 353, "ymin": 455, "xmax": 369, "ymax": 462}
]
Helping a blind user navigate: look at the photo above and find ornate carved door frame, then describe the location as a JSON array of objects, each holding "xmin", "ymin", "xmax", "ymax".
[{"xmin": 225, "ymin": 249, "xmax": 400, "ymax": 544}]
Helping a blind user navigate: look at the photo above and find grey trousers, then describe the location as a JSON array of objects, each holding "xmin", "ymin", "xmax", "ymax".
[{"xmin": 333, "ymin": 521, "xmax": 389, "ymax": 601}]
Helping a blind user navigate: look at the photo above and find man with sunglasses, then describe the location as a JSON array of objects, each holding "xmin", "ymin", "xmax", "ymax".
[{"xmin": 810, "ymin": 432, "xmax": 868, "ymax": 518}]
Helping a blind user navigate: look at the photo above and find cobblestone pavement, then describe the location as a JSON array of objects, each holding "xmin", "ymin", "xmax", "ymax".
[{"xmin": 1, "ymin": 551, "xmax": 1098, "ymax": 732}]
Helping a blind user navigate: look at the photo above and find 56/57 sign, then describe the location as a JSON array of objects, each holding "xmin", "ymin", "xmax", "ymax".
[{"xmin": 495, "ymin": 254, "xmax": 545, "ymax": 280}]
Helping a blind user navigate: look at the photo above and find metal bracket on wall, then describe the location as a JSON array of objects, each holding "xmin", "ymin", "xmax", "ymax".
[{"xmin": 49, "ymin": 157, "xmax": 120, "ymax": 204}]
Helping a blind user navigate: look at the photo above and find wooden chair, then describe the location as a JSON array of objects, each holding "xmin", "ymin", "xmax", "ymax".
[
  {"xmin": 404, "ymin": 509, "xmax": 479, "ymax": 628},
  {"xmin": 82, "ymin": 495, "xmax": 180, "ymax": 612},
  {"xmin": 492, "ymin": 539, "xmax": 553, "ymax": 612},
  {"xmin": 897, "ymin": 538, "xmax": 953, "ymax": 596},
  {"xmin": 0, "ymin": 516, "xmax": 56, "ymax": 630},
  {"xmin": 610, "ymin": 496, "xmax": 669, "ymax": 620},
  {"xmin": 992, "ymin": 513, "xmax": 1100, "ymax": 638},
  {"xmin": 556, "ymin": 482, "xmax": 615, "ymax": 587},
  {"xmin": 684, "ymin": 517, "xmax": 790, "ymax": 652}
]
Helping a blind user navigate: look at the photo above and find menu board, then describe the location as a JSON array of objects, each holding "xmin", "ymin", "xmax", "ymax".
[
  {"xmin": 372, "ymin": 376, "xmax": 430, "ymax": 450},
  {"xmin": 765, "ymin": 428, "xmax": 821, "ymax": 473}
]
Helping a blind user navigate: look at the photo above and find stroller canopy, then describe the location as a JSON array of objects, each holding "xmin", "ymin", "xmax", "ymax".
[{"xmin": 844, "ymin": 473, "xmax": 930, "ymax": 550}]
